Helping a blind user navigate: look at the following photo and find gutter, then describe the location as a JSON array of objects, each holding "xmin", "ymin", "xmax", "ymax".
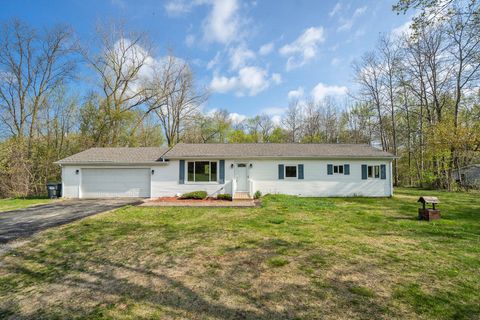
[
  {"xmin": 162, "ymin": 156, "xmax": 399, "ymax": 160},
  {"xmin": 53, "ymin": 161, "xmax": 168, "ymax": 166}
]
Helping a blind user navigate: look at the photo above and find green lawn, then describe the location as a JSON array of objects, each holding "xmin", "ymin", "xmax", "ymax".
[
  {"xmin": 0, "ymin": 198, "xmax": 52, "ymax": 212},
  {"xmin": 0, "ymin": 188, "xmax": 479, "ymax": 319}
]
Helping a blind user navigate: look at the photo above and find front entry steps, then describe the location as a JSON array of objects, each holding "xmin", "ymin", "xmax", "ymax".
[{"xmin": 234, "ymin": 192, "xmax": 251, "ymax": 200}]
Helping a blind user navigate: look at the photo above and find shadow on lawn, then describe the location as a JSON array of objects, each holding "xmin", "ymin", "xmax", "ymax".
[
  {"xmin": 0, "ymin": 242, "xmax": 390, "ymax": 319},
  {"xmin": 3, "ymin": 257, "xmax": 281, "ymax": 319}
]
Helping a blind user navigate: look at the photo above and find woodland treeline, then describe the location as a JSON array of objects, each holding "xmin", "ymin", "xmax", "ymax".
[{"xmin": 0, "ymin": 0, "xmax": 479, "ymax": 197}]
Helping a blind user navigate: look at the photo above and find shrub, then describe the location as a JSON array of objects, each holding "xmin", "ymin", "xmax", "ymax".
[
  {"xmin": 217, "ymin": 194, "xmax": 232, "ymax": 201},
  {"xmin": 254, "ymin": 190, "xmax": 262, "ymax": 199},
  {"xmin": 179, "ymin": 191, "xmax": 207, "ymax": 200}
]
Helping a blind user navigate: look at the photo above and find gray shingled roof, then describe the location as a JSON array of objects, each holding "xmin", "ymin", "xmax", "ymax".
[
  {"xmin": 55, "ymin": 143, "xmax": 395, "ymax": 164},
  {"xmin": 163, "ymin": 143, "xmax": 395, "ymax": 159},
  {"xmin": 55, "ymin": 147, "xmax": 169, "ymax": 164}
]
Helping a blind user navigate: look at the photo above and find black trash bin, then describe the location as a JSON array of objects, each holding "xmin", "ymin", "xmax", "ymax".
[
  {"xmin": 56, "ymin": 183, "xmax": 62, "ymax": 198},
  {"xmin": 47, "ymin": 182, "xmax": 61, "ymax": 199}
]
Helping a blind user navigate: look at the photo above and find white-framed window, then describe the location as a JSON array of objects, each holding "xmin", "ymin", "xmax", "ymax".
[
  {"xmin": 333, "ymin": 165, "xmax": 344, "ymax": 174},
  {"xmin": 187, "ymin": 161, "xmax": 218, "ymax": 182},
  {"xmin": 368, "ymin": 165, "xmax": 380, "ymax": 179},
  {"xmin": 285, "ymin": 165, "xmax": 297, "ymax": 178}
]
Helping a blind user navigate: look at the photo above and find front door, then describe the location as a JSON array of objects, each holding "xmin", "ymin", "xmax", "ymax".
[{"xmin": 236, "ymin": 163, "xmax": 248, "ymax": 191}]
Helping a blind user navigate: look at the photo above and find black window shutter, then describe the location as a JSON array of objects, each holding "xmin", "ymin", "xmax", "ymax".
[
  {"xmin": 298, "ymin": 164, "xmax": 304, "ymax": 179},
  {"xmin": 327, "ymin": 164, "xmax": 333, "ymax": 175},
  {"xmin": 278, "ymin": 164, "xmax": 284, "ymax": 179},
  {"xmin": 380, "ymin": 164, "xmax": 386, "ymax": 180},
  {"xmin": 219, "ymin": 160, "xmax": 225, "ymax": 184},
  {"xmin": 344, "ymin": 164, "xmax": 350, "ymax": 175},
  {"xmin": 179, "ymin": 160, "xmax": 185, "ymax": 184},
  {"xmin": 361, "ymin": 164, "xmax": 368, "ymax": 180}
]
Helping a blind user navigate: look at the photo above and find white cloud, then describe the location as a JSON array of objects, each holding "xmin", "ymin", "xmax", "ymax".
[
  {"xmin": 271, "ymin": 115, "xmax": 282, "ymax": 125},
  {"xmin": 185, "ymin": 34, "xmax": 195, "ymax": 47},
  {"xmin": 261, "ymin": 107, "xmax": 286, "ymax": 125},
  {"xmin": 207, "ymin": 52, "xmax": 221, "ymax": 70},
  {"xmin": 229, "ymin": 45, "xmax": 256, "ymax": 70},
  {"xmin": 210, "ymin": 66, "xmax": 280, "ymax": 96},
  {"xmin": 210, "ymin": 74, "xmax": 238, "ymax": 93},
  {"xmin": 262, "ymin": 107, "xmax": 286, "ymax": 115},
  {"xmin": 330, "ymin": 57, "xmax": 341, "ymax": 66},
  {"xmin": 259, "ymin": 42, "xmax": 274, "ymax": 55},
  {"xmin": 337, "ymin": 6, "xmax": 367, "ymax": 32},
  {"xmin": 311, "ymin": 82, "xmax": 348, "ymax": 102},
  {"xmin": 337, "ymin": 19, "xmax": 353, "ymax": 32},
  {"xmin": 228, "ymin": 112, "xmax": 247, "ymax": 123},
  {"xmin": 288, "ymin": 87, "xmax": 304, "ymax": 99},
  {"xmin": 164, "ymin": 0, "xmax": 193, "ymax": 15},
  {"xmin": 271, "ymin": 73, "xmax": 282, "ymax": 85},
  {"xmin": 391, "ymin": 21, "xmax": 413, "ymax": 38},
  {"xmin": 329, "ymin": 2, "xmax": 342, "ymax": 17},
  {"xmin": 203, "ymin": 0, "xmax": 240, "ymax": 44},
  {"xmin": 205, "ymin": 108, "xmax": 218, "ymax": 117},
  {"xmin": 353, "ymin": 6, "xmax": 367, "ymax": 18},
  {"xmin": 237, "ymin": 66, "xmax": 270, "ymax": 95},
  {"xmin": 279, "ymin": 26, "xmax": 325, "ymax": 71}
]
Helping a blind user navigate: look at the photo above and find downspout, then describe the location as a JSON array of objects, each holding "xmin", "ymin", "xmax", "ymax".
[
  {"xmin": 390, "ymin": 160, "xmax": 393, "ymax": 197},
  {"xmin": 59, "ymin": 164, "xmax": 64, "ymax": 198}
]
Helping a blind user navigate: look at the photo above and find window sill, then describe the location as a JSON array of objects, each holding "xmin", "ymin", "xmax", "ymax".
[{"xmin": 185, "ymin": 181, "xmax": 220, "ymax": 185}]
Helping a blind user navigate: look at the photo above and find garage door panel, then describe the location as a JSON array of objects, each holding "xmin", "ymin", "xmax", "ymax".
[{"xmin": 81, "ymin": 168, "xmax": 150, "ymax": 198}]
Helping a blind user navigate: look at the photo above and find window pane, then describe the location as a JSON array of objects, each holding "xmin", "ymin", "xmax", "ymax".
[
  {"xmin": 368, "ymin": 166, "xmax": 373, "ymax": 178},
  {"xmin": 195, "ymin": 161, "xmax": 210, "ymax": 182},
  {"xmin": 188, "ymin": 162, "xmax": 194, "ymax": 181},
  {"xmin": 210, "ymin": 162, "xmax": 217, "ymax": 181},
  {"xmin": 374, "ymin": 166, "xmax": 380, "ymax": 178},
  {"xmin": 285, "ymin": 166, "xmax": 297, "ymax": 177},
  {"xmin": 334, "ymin": 166, "xmax": 338, "ymax": 173},
  {"xmin": 339, "ymin": 165, "xmax": 344, "ymax": 174}
]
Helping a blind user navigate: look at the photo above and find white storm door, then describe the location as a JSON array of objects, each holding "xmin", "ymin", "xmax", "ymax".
[{"xmin": 236, "ymin": 164, "xmax": 248, "ymax": 191}]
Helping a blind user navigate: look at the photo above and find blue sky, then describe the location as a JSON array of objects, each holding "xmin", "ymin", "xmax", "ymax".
[{"xmin": 1, "ymin": 0, "xmax": 411, "ymax": 123}]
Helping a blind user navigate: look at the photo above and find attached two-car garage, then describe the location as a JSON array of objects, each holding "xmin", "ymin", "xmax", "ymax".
[{"xmin": 80, "ymin": 168, "xmax": 151, "ymax": 198}]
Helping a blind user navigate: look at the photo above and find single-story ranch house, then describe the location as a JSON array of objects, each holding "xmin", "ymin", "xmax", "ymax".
[{"xmin": 55, "ymin": 143, "xmax": 396, "ymax": 199}]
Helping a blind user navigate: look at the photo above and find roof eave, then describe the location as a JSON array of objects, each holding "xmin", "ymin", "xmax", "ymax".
[
  {"xmin": 164, "ymin": 155, "xmax": 397, "ymax": 160},
  {"xmin": 54, "ymin": 161, "xmax": 169, "ymax": 166}
]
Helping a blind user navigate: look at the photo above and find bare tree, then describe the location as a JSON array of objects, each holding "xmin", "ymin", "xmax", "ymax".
[
  {"xmin": 354, "ymin": 52, "xmax": 387, "ymax": 150},
  {"xmin": 378, "ymin": 34, "xmax": 403, "ymax": 185},
  {"xmin": 258, "ymin": 114, "xmax": 274, "ymax": 142},
  {"xmin": 148, "ymin": 55, "xmax": 206, "ymax": 146},
  {"xmin": 446, "ymin": 2, "xmax": 480, "ymax": 185},
  {"xmin": 302, "ymin": 100, "xmax": 322, "ymax": 142},
  {"xmin": 282, "ymin": 100, "xmax": 303, "ymax": 143},
  {"xmin": 0, "ymin": 20, "xmax": 77, "ymax": 143},
  {"xmin": 83, "ymin": 23, "xmax": 153, "ymax": 145},
  {"xmin": 320, "ymin": 97, "xmax": 340, "ymax": 143}
]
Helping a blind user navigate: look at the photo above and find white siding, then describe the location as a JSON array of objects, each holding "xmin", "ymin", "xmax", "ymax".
[
  {"xmin": 151, "ymin": 159, "xmax": 392, "ymax": 197},
  {"xmin": 247, "ymin": 159, "xmax": 392, "ymax": 197},
  {"xmin": 60, "ymin": 158, "xmax": 392, "ymax": 198},
  {"xmin": 61, "ymin": 166, "xmax": 80, "ymax": 198}
]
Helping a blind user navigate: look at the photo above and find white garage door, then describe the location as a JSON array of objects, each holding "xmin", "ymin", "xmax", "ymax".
[{"xmin": 81, "ymin": 168, "xmax": 150, "ymax": 198}]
